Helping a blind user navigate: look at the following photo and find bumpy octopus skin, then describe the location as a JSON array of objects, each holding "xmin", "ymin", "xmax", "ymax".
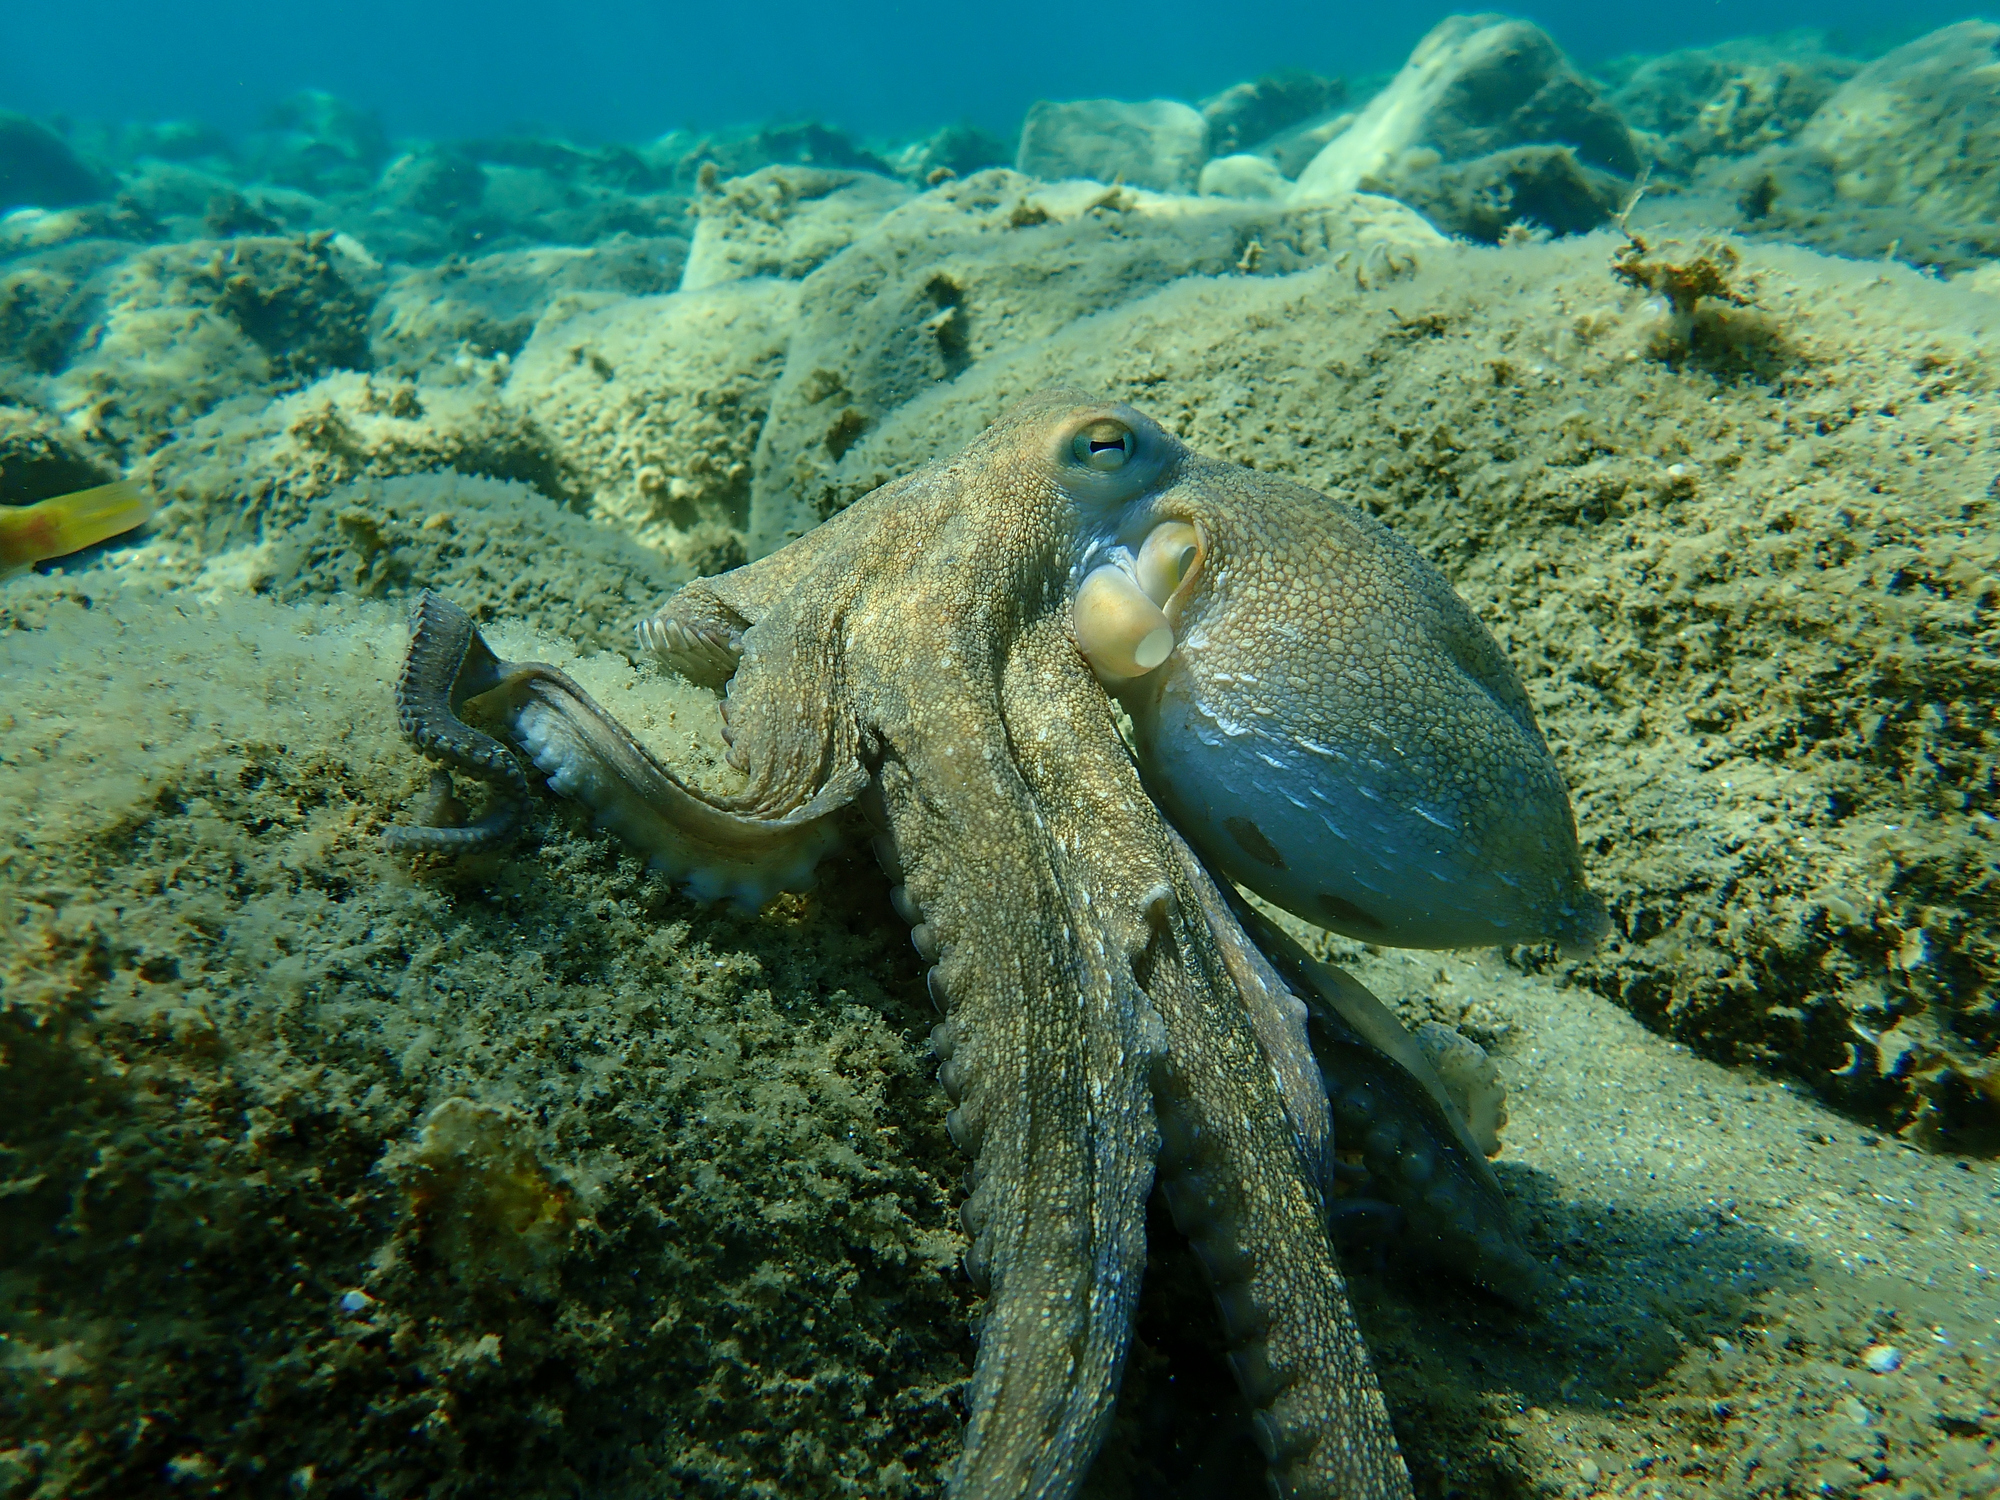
[{"xmin": 381, "ymin": 390, "xmax": 1603, "ymax": 1500}]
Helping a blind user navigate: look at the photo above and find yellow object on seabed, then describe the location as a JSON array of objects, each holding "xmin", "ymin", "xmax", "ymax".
[{"xmin": 0, "ymin": 480, "xmax": 152, "ymax": 579}]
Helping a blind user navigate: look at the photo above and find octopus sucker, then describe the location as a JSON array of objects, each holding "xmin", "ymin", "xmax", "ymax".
[{"xmin": 379, "ymin": 389, "xmax": 1603, "ymax": 1499}]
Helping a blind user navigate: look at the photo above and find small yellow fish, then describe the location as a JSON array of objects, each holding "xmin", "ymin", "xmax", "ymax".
[{"xmin": 1, "ymin": 480, "xmax": 152, "ymax": 579}]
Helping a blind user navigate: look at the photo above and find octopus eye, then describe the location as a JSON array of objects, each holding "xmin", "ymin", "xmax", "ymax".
[
  {"xmin": 1071, "ymin": 419, "xmax": 1135, "ymax": 472},
  {"xmin": 1135, "ymin": 521, "xmax": 1200, "ymax": 607}
]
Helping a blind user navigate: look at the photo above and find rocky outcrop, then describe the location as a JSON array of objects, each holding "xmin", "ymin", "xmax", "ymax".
[
  {"xmin": 507, "ymin": 278, "xmax": 797, "ymax": 572},
  {"xmin": 1015, "ymin": 98, "xmax": 1211, "ymax": 192},
  {"xmin": 1200, "ymin": 70, "xmax": 1346, "ymax": 156},
  {"xmin": 1291, "ymin": 15, "xmax": 1638, "ymax": 241},
  {"xmin": 679, "ymin": 166, "xmax": 910, "ymax": 292},
  {"xmin": 0, "ymin": 114, "xmax": 113, "ymax": 211},
  {"xmin": 1728, "ymin": 21, "xmax": 2000, "ymax": 270}
]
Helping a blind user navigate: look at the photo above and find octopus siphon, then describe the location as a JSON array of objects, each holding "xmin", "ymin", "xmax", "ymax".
[{"xmin": 382, "ymin": 388, "xmax": 1605, "ymax": 1499}]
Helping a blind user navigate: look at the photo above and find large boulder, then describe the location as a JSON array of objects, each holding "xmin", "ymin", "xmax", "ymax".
[
  {"xmin": 0, "ymin": 114, "xmax": 114, "ymax": 211},
  {"xmin": 1793, "ymin": 21, "xmax": 2000, "ymax": 228},
  {"xmin": 1200, "ymin": 71, "xmax": 1346, "ymax": 156},
  {"xmin": 1605, "ymin": 35, "xmax": 1858, "ymax": 177},
  {"xmin": 506, "ymin": 278, "xmax": 798, "ymax": 572},
  {"xmin": 51, "ymin": 236, "xmax": 377, "ymax": 453},
  {"xmin": 1292, "ymin": 15, "xmax": 1638, "ymax": 240},
  {"xmin": 1015, "ymin": 98, "xmax": 1210, "ymax": 192},
  {"xmin": 1726, "ymin": 21, "xmax": 2000, "ymax": 270},
  {"xmin": 745, "ymin": 170, "xmax": 1442, "ymax": 553},
  {"xmin": 680, "ymin": 166, "xmax": 910, "ymax": 293},
  {"xmin": 369, "ymin": 236, "xmax": 688, "ymax": 375}
]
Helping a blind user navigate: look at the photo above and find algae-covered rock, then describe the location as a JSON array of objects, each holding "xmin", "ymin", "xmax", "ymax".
[
  {"xmin": 142, "ymin": 368, "xmax": 548, "ymax": 554},
  {"xmin": 269, "ymin": 469, "xmax": 684, "ymax": 650},
  {"xmin": 1721, "ymin": 22, "xmax": 2000, "ymax": 270},
  {"xmin": 507, "ymin": 278, "xmax": 798, "ymax": 571},
  {"xmin": 378, "ymin": 147, "xmax": 489, "ymax": 220},
  {"xmin": 0, "ymin": 582, "xmax": 967, "ymax": 1500},
  {"xmin": 1200, "ymin": 70, "xmax": 1346, "ymax": 156},
  {"xmin": 888, "ymin": 121, "xmax": 1012, "ymax": 184},
  {"xmin": 247, "ymin": 90, "xmax": 391, "ymax": 195},
  {"xmin": 0, "ymin": 401, "xmax": 117, "ymax": 504},
  {"xmin": 50, "ymin": 235, "xmax": 376, "ymax": 453},
  {"xmin": 0, "ymin": 237, "xmax": 133, "ymax": 373},
  {"xmin": 743, "ymin": 170, "xmax": 1441, "ymax": 553},
  {"xmin": 1793, "ymin": 21, "xmax": 2000, "ymax": 229},
  {"xmin": 679, "ymin": 165, "xmax": 910, "ymax": 292},
  {"xmin": 1015, "ymin": 97, "xmax": 1211, "ymax": 192},
  {"xmin": 648, "ymin": 120, "xmax": 894, "ymax": 189},
  {"xmin": 1604, "ymin": 32, "xmax": 1858, "ymax": 176},
  {"xmin": 368, "ymin": 236, "xmax": 688, "ymax": 375},
  {"xmin": 1293, "ymin": 14, "xmax": 1638, "ymax": 239},
  {"xmin": 1390, "ymin": 143, "xmax": 1627, "ymax": 242},
  {"xmin": 1197, "ymin": 153, "xmax": 1291, "ymax": 200}
]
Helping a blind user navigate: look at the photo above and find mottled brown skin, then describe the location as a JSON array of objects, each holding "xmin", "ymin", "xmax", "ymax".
[{"xmin": 383, "ymin": 389, "xmax": 1598, "ymax": 1499}]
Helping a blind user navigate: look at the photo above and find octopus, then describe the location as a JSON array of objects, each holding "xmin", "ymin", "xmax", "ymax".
[{"xmin": 382, "ymin": 389, "xmax": 1605, "ymax": 1499}]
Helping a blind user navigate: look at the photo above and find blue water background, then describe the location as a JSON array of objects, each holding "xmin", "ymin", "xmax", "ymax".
[{"xmin": 0, "ymin": 1, "xmax": 1980, "ymax": 146}]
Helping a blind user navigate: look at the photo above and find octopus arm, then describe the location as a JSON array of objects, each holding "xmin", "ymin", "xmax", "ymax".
[
  {"xmin": 380, "ymin": 591, "xmax": 857, "ymax": 907},
  {"xmin": 876, "ymin": 704, "xmax": 1160, "ymax": 1498},
  {"xmin": 992, "ymin": 626, "xmax": 1411, "ymax": 1500},
  {"xmin": 1237, "ymin": 908, "xmax": 1547, "ymax": 1309},
  {"xmin": 1157, "ymin": 823, "xmax": 1337, "ymax": 1209},
  {"xmin": 1144, "ymin": 901, "xmax": 1413, "ymax": 1500}
]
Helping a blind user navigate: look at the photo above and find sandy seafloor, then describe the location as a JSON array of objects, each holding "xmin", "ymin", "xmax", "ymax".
[{"xmin": 3, "ymin": 16, "xmax": 2000, "ymax": 1500}]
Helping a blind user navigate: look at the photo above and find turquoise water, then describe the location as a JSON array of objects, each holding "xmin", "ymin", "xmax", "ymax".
[{"xmin": 0, "ymin": 1, "xmax": 1977, "ymax": 141}]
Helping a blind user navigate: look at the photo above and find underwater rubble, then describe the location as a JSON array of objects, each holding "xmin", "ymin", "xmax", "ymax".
[{"xmin": 3, "ymin": 13, "xmax": 1999, "ymax": 1500}]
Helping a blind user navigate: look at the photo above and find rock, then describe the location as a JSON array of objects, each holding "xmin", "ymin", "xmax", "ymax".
[
  {"xmin": 370, "ymin": 236, "xmax": 688, "ymax": 376},
  {"xmin": 0, "ymin": 239, "xmax": 133, "ymax": 373},
  {"xmin": 1391, "ymin": 145, "xmax": 1627, "ymax": 242},
  {"xmin": 647, "ymin": 122, "xmax": 893, "ymax": 190},
  {"xmin": 269, "ymin": 470, "xmax": 684, "ymax": 649},
  {"xmin": 117, "ymin": 161, "xmax": 251, "ymax": 228},
  {"xmin": 889, "ymin": 123, "xmax": 1012, "ymax": 184},
  {"xmin": 0, "ymin": 199, "xmax": 160, "ymax": 257},
  {"xmin": 680, "ymin": 166, "xmax": 909, "ymax": 292},
  {"xmin": 1201, "ymin": 70, "xmax": 1346, "ymax": 155},
  {"xmin": 1015, "ymin": 99, "xmax": 1210, "ymax": 192},
  {"xmin": 745, "ymin": 169, "xmax": 1442, "ymax": 552},
  {"xmin": 1197, "ymin": 154, "xmax": 1290, "ymax": 200},
  {"xmin": 1257, "ymin": 109, "xmax": 1361, "ymax": 179},
  {"xmin": 247, "ymin": 91, "xmax": 390, "ymax": 195},
  {"xmin": 0, "ymin": 402, "xmax": 117, "ymax": 505},
  {"xmin": 356, "ymin": 143, "xmax": 687, "ymax": 263},
  {"xmin": 141, "ymin": 367, "xmax": 547, "ymax": 550},
  {"xmin": 379, "ymin": 149, "xmax": 487, "ymax": 219},
  {"xmin": 460, "ymin": 137, "xmax": 659, "ymax": 195},
  {"xmin": 1794, "ymin": 21, "xmax": 2000, "ymax": 228},
  {"xmin": 0, "ymin": 114, "xmax": 114, "ymax": 211},
  {"xmin": 1721, "ymin": 22, "xmax": 2000, "ymax": 271},
  {"xmin": 1605, "ymin": 34, "xmax": 1857, "ymax": 175},
  {"xmin": 1293, "ymin": 14, "xmax": 1638, "ymax": 234},
  {"xmin": 50, "ymin": 236, "xmax": 377, "ymax": 452},
  {"xmin": 506, "ymin": 278, "xmax": 797, "ymax": 571}
]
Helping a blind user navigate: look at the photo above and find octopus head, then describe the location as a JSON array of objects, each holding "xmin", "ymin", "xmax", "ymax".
[{"xmin": 1048, "ymin": 396, "xmax": 1606, "ymax": 954}]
